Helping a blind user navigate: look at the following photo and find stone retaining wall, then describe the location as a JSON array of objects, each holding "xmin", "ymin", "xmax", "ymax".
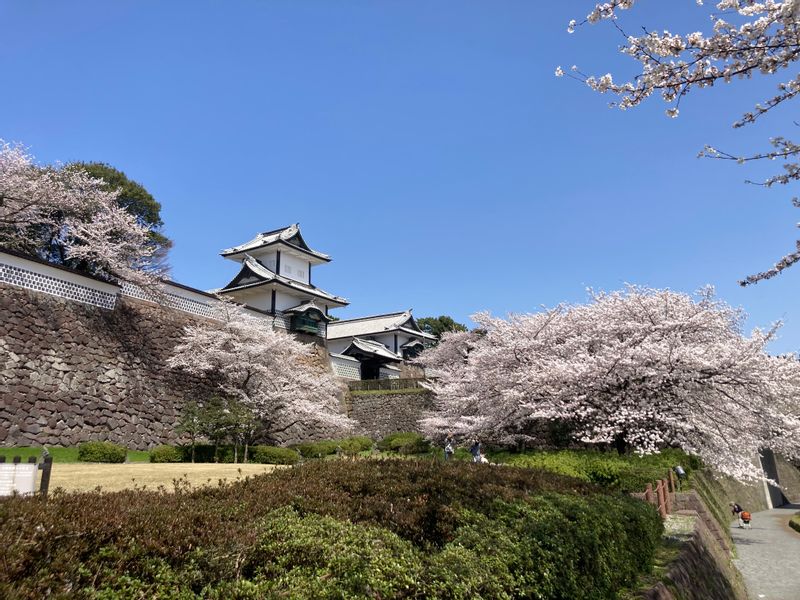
[
  {"xmin": 0, "ymin": 285, "xmax": 217, "ymax": 450},
  {"xmin": 643, "ymin": 508, "xmax": 748, "ymax": 600},
  {"xmin": 346, "ymin": 389, "xmax": 433, "ymax": 438},
  {"xmin": 0, "ymin": 285, "xmax": 350, "ymax": 450}
]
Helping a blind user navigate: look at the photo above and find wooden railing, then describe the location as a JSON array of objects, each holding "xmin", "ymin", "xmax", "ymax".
[
  {"xmin": 347, "ymin": 378, "xmax": 426, "ymax": 392},
  {"xmin": 642, "ymin": 469, "xmax": 679, "ymax": 518}
]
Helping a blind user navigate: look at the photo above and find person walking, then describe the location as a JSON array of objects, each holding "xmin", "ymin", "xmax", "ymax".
[
  {"xmin": 731, "ymin": 502, "xmax": 744, "ymax": 528},
  {"xmin": 469, "ymin": 439, "xmax": 482, "ymax": 463},
  {"xmin": 444, "ymin": 434, "xmax": 455, "ymax": 462}
]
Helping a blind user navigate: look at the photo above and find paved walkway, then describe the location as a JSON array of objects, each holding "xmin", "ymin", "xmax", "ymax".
[{"xmin": 731, "ymin": 504, "xmax": 800, "ymax": 600}]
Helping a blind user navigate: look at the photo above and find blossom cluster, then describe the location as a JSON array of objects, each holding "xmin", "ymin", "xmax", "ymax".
[
  {"xmin": 168, "ymin": 300, "xmax": 354, "ymax": 438},
  {"xmin": 421, "ymin": 286, "xmax": 800, "ymax": 481},
  {"xmin": 561, "ymin": 1, "xmax": 800, "ymax": 284},
  {"xmin": 0, "ymin": 142, "xmax": 161, "ymax": 286}
]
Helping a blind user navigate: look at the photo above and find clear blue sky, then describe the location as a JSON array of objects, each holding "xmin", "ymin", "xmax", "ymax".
[{"xmin": 3, "ymin": 1, "xmax": 799, "ymax": 352}]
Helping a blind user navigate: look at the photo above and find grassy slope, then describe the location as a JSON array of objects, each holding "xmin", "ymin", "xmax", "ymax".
[
  {"xmin": 0, "ymin": 446, "xmax": 149, "ymax": 463},
  {"xmin": 49, "ymin": 463, "xmax": 280, "ymax": 492}
]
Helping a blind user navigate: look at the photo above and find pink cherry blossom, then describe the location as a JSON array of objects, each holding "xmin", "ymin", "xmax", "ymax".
[
  {"xmin": 421, "ymin": 285, "xmax": 800, "ymax": 481},
  {"xmin": 567, "ymin": 1, "xmax": 800, "ymax": 284},
  {"xmin": 168, "ymin": 300, "xmax": 355, "ymax": 440},
  {"xmin": 0, "ymin": 141, "xmax": 163, "ymax": 287}
]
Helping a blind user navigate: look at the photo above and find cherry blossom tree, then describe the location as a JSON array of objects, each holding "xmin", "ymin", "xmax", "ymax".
[
  {"xmin": 559, "ymin": 1, "xmax": 800, "ymax": 284},
  {"xmin": 421, "ymin": 286, "xmax": 800, "ymax": 481},
  {"xmin": 0, "ymin": 142, "xmax": 162, "ymax": 286},
  {"xmin": 168, "ymin": 301, "xmax": 354, "ymax": 442}
]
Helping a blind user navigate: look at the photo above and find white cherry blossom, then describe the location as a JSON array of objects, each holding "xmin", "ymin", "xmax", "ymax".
[
  {"xmin": 421, "ymin": 286, "xmax": 800, "ymax": 481},
  {"xmin": 567, "ymin": 2, "xmax": 800, "ymax": 284}
]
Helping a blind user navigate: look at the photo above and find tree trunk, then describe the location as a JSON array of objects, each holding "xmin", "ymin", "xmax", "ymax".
[
  {"xmin": 244, "ymin": 442, "xmax": 249, "ymax": 464},
  {"xmin": 234, "ymin": 444, "xmax": 238, "ymax": 464},
  {"xmin": 614, "ymin": 432, "xmax": 628, "ymax": 455},
  {"xmin": 191, "ymin": 439, "xmax": 195, "ymax": 464}
]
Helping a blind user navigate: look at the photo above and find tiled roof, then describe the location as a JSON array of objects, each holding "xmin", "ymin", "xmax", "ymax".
[
  {"xmin": 326, "ymin": 310, "xmax": 435, "ymax": 340},
  {"xmin": 400, "ymin": 338, "xmax": 425, "ymax": 348},
  {"xmin": 220, "ymin": 223, "xmax": 331, "ymax": 261},
  {"xmin": 284, "ymin": 300, "xmax": 334, "ymax": 322},
  {"xmin": 343, "ymin": 338, "xmax": 402, "ymax": 362},
  {"xmin": 326, "ymin": 311, "xmax": 410, "ymax": 339},
  {"xmin": 219, "ymin": 255, "xmax": 347, "ymax": 305}
]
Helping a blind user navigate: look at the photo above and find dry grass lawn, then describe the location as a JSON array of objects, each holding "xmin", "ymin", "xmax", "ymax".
[{"xmin": 48, "ymin": 463, "xmax": 281, "ymax": 493}]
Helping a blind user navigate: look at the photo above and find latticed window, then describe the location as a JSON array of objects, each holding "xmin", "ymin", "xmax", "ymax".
[{"xmin": 290, "ymin": 314, "xmax": 320, "ymax": 335}]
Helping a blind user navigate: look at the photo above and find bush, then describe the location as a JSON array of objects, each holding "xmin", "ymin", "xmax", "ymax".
[
  {"xmin": 149, "ymin": 446, "xmax": 182, "ymax": 463},
  {"xmin": 377, "ymin": 432, "xmax": 430, "ymax": 455},
  {"xmin": 340, "ymin": 436, "xmax": 374, "ymax": 453},
  {"xmin": 77, "ymin": 441, "xmax": 127, "ymax": 463},
  {"xmin": 177, "ymin": 444, "xmax": 238, "ymax": 463},
  {"xmin": 292, "ymin": 440, "xmax": 339, "ymax": 459},
  {"xmin": 249, "ymin": 446, "xmax": 300, "ymax": 465},
  {"xmin": 496, "ymin": 448, "xmax": 699, "ymax": 492},
  {"xmin": 0, "ymin": 459, "xmax": 662, "ymax": 599}
]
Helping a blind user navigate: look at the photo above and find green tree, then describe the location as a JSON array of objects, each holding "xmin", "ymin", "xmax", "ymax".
[
  {"xmin": 417, "ymin": 315, "xmax": 467, "ymax": 340},
  {"xmin": 69, "ymin": 162, "xmax": 172, "ymax": 265},
  {"xmin": 176, "ymin": 400, "xmax": 204, "ymax": 463}
]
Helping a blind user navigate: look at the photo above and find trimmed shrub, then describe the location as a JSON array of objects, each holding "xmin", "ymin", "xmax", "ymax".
[
  {"xmin": 377, "ymin": 431, "xmax": 430, "ymax": 455},
  {"xmin": 77, "ymin": 441, "xmax": 127, "ymax": 463},
  {"xmin": 249, "ymin": 446, "xmax": 300, "ymax": 465},
  {"xmin": 0, "ymin": 459, "xmax": 662, "ymax": 599},
  {"xmin": 496, "ymin": 448, "xmax": 699, "ymax": 492},
  {"xmin": 149, "ymin": 445, "xmax": 182, "ymax": 463},
  {"xmin": 340, "ymin": 436, "xmax": 374, "ymax": 453},
  {"xmin": 292, "ymin": 440, "xmax": 339, "ymax": 459}
]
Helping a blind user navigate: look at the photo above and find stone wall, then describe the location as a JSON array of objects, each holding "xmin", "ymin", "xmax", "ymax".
[
  {"xmin": 0, "ymin": 284, "xmax": 423, "ymax": 450},
  {"xmin": 346, "ymin": 389, "xmax": 433, "ymax": 439},
  {"xmin": 1, "ymin": 285, "xmax": 216, "ymax": 450},
  {"xmin": 642, "ymin": 507, "xmax": 748, "ymax": 600}
]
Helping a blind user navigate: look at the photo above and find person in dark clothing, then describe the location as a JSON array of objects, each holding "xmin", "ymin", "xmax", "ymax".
[
  {"xmin": 469, "ymin": 439, "xmax": 481, "ymax": 463},
  {"xmin": 730, "ymin": 502, "xmax": 744, "ymax": 527}
]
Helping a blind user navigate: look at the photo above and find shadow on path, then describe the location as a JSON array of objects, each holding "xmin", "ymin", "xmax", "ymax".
[{"xmin": 731, "ymin": 504, "xmax": 800, "ymax": 600}]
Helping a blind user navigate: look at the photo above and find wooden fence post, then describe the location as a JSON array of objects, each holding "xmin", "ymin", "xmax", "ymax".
[
  {"xmin": 663, "ymin": 479, "xmax": 672, "ymax": 514},
  {"xmin": 645, "ymin": 482, "xmax": 654, "ymax": 505},
  {"xmin": 656, "ymin": 480, "xmax": 667, "ymax": 518},
  {"xmin": 669, "ymin": 469, "xmax": 676, "ymax": 493},
  {"xmin": 39, "ymin": 456, "xmax": 53, "ymax": 498}
]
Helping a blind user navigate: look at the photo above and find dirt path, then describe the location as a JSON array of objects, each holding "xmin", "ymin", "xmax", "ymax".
[
  {"xmin": 731, "ymin": 504, "xmax": 800, "ymax": 600},
  {"xmin": 48, "ymin": 463, "xmax": 281, "ymax": 493}
]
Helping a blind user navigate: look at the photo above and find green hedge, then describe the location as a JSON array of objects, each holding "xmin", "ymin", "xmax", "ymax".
[
  {"xmin": 249, "ymin": 446, "xmax": 301, "ymax": 465},
  {"xmin": 77, "ymin": 441, "xmax": 127, "ymax": 463},
  {"xmin": 0, "ymin": 460, "xmax": 662, "ymax": 599},
  {"xmin": 493, "ymin": 448, "xmax": 700, "ymax": 492},
  {"xmin": 149, "ymin": 446, "xmax": 182, "ymax": 463},
  {"xmin": 292, "ymin": 440, "xmax": 340, "ymax": 459},
  {"xmin": 377, "ymin": 431, "xmax": 430, "ymax": 455}
]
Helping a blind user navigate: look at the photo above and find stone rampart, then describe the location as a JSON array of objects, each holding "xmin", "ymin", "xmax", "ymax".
[
  {"xmin": 0, "ymin": 282, "xmax": 424, "ymax": 450},
  {"xmin": 346, "ymin": 389, "xmax": 433, "ymax": 438},
  {"xmin": 1, "ymin": 285, "xmax": 216, "ymax": 450},
  {"xmin": 642, "ymin": 507, "xmax": 748, "ymax": 600}
]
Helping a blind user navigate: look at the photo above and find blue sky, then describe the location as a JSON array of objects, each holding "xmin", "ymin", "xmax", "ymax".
[{"xmin": 2, "ymin": 1, "xmax": 800, "ymax": 352}]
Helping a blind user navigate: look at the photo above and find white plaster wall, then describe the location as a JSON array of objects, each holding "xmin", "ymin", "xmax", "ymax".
[
  {"xmin": 256, "ymin": 251, "xmax": 278, "ymax": 273},
  {"xmin": 0, "ymin": 252, "xmax": 119, "ymax": 294},
  {"xmin": 229, "ymin": 288, "xmax": 272, "ymax": 312},
  {"xmin": 280, "ymin": 254, "xmax": 310, "ymax": 284},
  {"xmin": 373, "ymin": 333, "xmax": 397, "ymax": 354},
  {"xmin": 275, "ymin": 290, "xmax": 304, "ymax": 311}
]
